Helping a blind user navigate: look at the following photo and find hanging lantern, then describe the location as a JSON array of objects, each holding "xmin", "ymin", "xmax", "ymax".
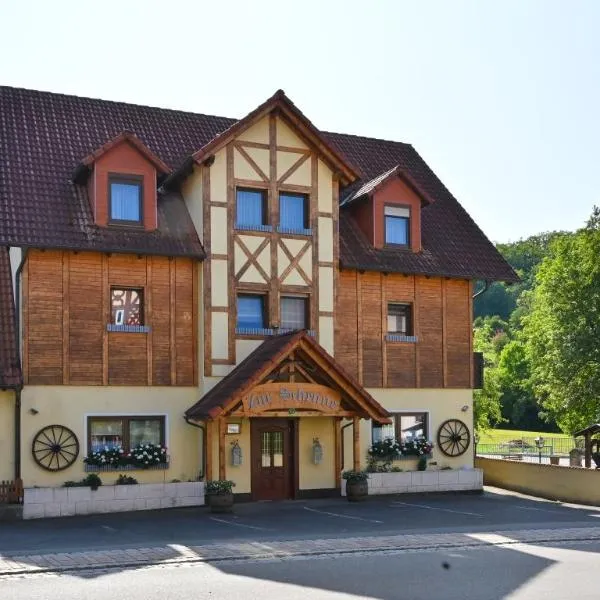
[
  {"xmin": 312, "ymin": 437, "xmax": 323, "ymax": 465},
  {"xmin": 231, "ymin": 440, "xmax": 243, "ymax": 466}
]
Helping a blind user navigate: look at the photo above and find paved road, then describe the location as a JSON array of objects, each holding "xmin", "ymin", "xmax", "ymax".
[
  {"xmin": 1, "ymin": 487, "xmax": 600, "ymax": 599},
  {"xmin": 2, "ymin": 538, "xmax": 600, "ymax": 599},
  {"xmin": 2, "ymin": 487, "xmax": 600, "ymax": 555}
]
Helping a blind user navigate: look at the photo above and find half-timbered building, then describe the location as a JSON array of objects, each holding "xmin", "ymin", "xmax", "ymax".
[{"xmin": 0, "ymin": 86, "xmax": 516, "ymax": 503}]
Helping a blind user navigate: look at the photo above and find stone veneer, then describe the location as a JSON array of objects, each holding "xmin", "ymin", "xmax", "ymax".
[
  {"xmin": 22, "ymin": 482, "xmax": 205, "ymax": 520},
  {"xmin": 341, "ymin": 468, "xmax": 483, "ymax": 496}
]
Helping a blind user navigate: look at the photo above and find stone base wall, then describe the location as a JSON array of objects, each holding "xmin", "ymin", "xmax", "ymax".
[
  {"xmin": 341, "ymin": 469, "xmax": 483, "ymax": 496},
  {"xmin": 23, "ymin": 482, "xmax": 205, "ymax": 520}
]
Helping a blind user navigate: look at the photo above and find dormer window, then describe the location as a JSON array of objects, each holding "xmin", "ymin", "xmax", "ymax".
[
  {"xmin": 109, "ymin": 175, "xmax": 143, "ymax": 224},
  {"xmin": 384, "ymin": 205, "xmax": 410, "ymax": 246}
]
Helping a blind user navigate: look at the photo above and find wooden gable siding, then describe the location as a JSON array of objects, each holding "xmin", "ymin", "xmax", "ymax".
[
  {"xmin": 335, "ymin": 270, "xmax": 472, "ymax": 389},
  {"xmin": 24, "ymin": 250, "xmax": 197, "ymax": 386}
]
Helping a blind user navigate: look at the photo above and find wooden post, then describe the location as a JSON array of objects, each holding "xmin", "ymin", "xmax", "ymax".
[
  {"xmin": 353, "ymin": 416, "xmax": 360, "ymax": 471},
  {"xmin": 585, "ymin": 434, "xmax": 592, "ymax": 469},
  {"xmin": 334, "ymin": 417, "xmax": 342, "ymax": 488},
  {"xmin": 205, "ymin": 420, "xmax": 213, "ymax": 481},
  {"xmin": 218, "ymin": 418, "xmax": 226, "ymax": 480}
]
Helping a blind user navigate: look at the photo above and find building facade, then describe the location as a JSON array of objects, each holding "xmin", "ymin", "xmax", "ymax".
[{"xmin": 0, "ymin": 86, "xmax": 516, "ymax": 501}]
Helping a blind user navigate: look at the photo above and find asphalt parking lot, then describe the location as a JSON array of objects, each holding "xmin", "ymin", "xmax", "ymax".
[{"xmin": 1, "ymin": 487, "xmax": 599, "ymax": 555}]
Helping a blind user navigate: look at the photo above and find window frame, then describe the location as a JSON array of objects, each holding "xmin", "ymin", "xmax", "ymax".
[
  {"xmin": 387, "ymin": 302, "xmax": 413, "ymax": 336},
  {"xmin": 108, "ymin": 174, "xmax": 144, "ymax": 226},
  {"xmin": 235, "ymin": 187, "xmax": 269, "ymax": 230},
  {"xmin": 111, "ymin": 287, "xmax": 145, "ymax": 326},
  {"xmin": 384, "ymin": 204, "xmax": 410, "ymax": 247},
  {"xmin": 372, "ymin": 411, "xmax": 429, "ymax": 443},
  {"xmin": 236, "ymin": 292, "xmax": 268, "ymax": 331},
  {"xmin": 280, "ymin": 294, "xmax": 310, "ymax": 331},
  {"xmin": 87, "ymin": 415, "xmax": 166, "ymax": 454},
  {"xmin": 278, "ymin": 192, "xmax": 310, "ymax": 233}
]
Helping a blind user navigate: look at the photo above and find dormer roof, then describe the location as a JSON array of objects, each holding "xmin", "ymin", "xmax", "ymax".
[
  {"xmin": 72, "ymin": 131, "xmax": 171, "ymax": 184},
  {"xmin": 341, "ymin": 164, "xmax": 435, "ymax": 207}
]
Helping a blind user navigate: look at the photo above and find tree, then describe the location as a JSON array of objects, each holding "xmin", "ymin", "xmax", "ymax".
[{"xmin": 524, "ymin": 207, "xmax": 600, "ymax": 433}]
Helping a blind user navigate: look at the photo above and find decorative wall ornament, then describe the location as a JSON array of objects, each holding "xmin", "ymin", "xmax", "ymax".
[
  {"xmin": 312, "ymin": 437, "xmax": 323, "ymax": 465},
  {"xmin": 437, "ymin": 419, "xmax": 470, "ymax": 457},
  {"xmin": 231, "ymin": 440, "xmax": 243, "ymax": 467},
  {"xmin": 32, "ymin": 425, "xmax": 80, "ymax": 471}
]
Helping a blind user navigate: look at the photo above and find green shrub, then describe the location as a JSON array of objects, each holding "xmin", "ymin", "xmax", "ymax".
[
  {"xmin": 205, "ymin": 480, "xmax": 235, "ymax": 495},
  {"xmin": 417, "ymin": 456, "xmax": 427, "ymax": 471},
  {"xmin": 116, "ymin": 474, "xmax": 138, "ymax": 485},
  {"xmin": 342, "ymin": 470, "xmax": 368, "ymax": 483}
]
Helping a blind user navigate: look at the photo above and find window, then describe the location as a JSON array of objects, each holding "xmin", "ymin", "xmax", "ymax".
[
  {"xmin": 109, "ymin": 175, "xmax": 142, "ymax": 223},
  {"xmin": 372, "ymin": 412, "xmax": 428, "ymax": 444},
  {"xmin": 111, "ymin": 288, "xmax": 144, "ymax": 325},
  {"xmin": 236, "ymin": 188, "xmax": 267, "ymax": 229},
  {"xmin": 385, "ymin": 205, "xmax": 410, "ymax": 245},
  {"xmin": 237, "ymin": 294, "xmax": 266, "ymax": 329},
  {"xmin": 387, "ymin": 303, "xmax": 412, "ymax": 335},
  {"xmin": 279, "ymin": 193, "xmax": 309, "ymax": 232},
  {"xmin": 88, "ymin": 416, "xmax": 165, "ymax": 452},
  {"xmin": 281, "ymin": 296, "xmax": 308, "ymax": 330}
]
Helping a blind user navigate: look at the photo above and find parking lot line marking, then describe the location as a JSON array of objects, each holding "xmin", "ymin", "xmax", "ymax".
[
  {"xmin": 302, "ymin": 506, "xmax": 384, "ymax": 523},
  {"xmin": 209, "ymin": 517, "xmax": 270, "ymax": 531},
  {"xmin": 390, "ymin": 501, "xmax": 483, "ymax": 517}
]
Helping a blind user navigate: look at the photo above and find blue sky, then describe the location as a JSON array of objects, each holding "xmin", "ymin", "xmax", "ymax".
[{"xmin": 1, "ymin": 0, "xmax": 598, "ymax": 243}]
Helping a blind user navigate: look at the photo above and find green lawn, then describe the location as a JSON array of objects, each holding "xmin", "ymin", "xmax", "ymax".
[{"xmin": 478, "ymin": 428, "xmax": 571, "ymax": 442}]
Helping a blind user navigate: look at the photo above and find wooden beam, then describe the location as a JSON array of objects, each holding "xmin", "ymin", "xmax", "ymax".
[
  {"xmin": 205, "ymin": 420, "xmax": 213, "ymax": 481},
  {"xmin": 202, "ymin": 165, "xmax": 212, "ymax": 378},
  {"xmin": 356, "ymin": 271, "xmax": 363, "ymax": 385},
  {"xmin": 146, "ymin": 257, "xmax": 153, "ymax": 386},
  {"xmin": 62, "ymin": 251, "xmax": 70, "ymax": 385},
  {"xmin": 381, "ymin": 273, "xmax": 387, "ymax": 387},
  {"xmin": 353, "ymin": 416, "xmax": 361, "ymax": 471},
  {"xmin": 442, "ymin": 277, "xmax": 448, "ymax": 388},
  {"xmin": 218, "ymin": 418, "xmax": 227, "ymax": 480},
  {"xmin": 269, "ymin": 113, "xmax": 279, "ymax": 329},
  {"xmin": 102, "ymin": 254, "xmax": 109, "ymax": 385},
  {"xmin": 169, "ymin": 258, "xmax": 177, "ymax": 385},
  {"xmin": 334, "ymin": 417, "xmax": 342, "ymax": 488}
]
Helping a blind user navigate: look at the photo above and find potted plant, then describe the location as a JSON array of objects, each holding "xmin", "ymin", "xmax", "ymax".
[
  {"xmin": 342, "ymin": 470, "xmax": 368, "ymax": 502},
  {"xmin": 205, "ymin": 480, "xmax": 235, "ymax": 513}
]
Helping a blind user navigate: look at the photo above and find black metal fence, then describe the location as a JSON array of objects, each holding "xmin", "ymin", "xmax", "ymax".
[{"xmin": 476, "ymin": 436, "xmax": 580, "ymax": 458}]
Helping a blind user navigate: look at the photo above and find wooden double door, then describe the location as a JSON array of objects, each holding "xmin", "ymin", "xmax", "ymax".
[{"xmin": 251, "ymin": 418, "xmax": 296, "ymax": 501}]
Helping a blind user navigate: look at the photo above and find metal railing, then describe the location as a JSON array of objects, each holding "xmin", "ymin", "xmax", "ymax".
[{"xmin": 476, "ymin": 436, "xmax": 580, "ymax": 459}]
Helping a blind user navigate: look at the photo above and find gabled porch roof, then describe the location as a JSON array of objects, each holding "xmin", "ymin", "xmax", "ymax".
[{"xmin": 185, "ymin": 330, "xmax": 391, "ymax": 424}]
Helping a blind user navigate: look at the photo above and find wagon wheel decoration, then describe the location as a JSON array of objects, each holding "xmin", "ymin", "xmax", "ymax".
[
  {"xmin": 32, "ymin": 425, "xmax": 80, "ymax": 471},
  {"xmin": 437, "ymin": 419, "xmax": 470, "ymax": 457}
]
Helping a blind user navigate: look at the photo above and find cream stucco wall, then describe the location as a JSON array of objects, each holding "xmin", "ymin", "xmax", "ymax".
[
  {"xmin": 237, "ymin": 117, "xmax": 269, "ymax": 144},
  {"xmin": 20, "ymin": 387, "xmax": 201, "ymax": 487},
  {"xmin": 342, "ymin": 389, "xmax": 474, "ymax": 472},
  {"xmin": 210, "ymin": 206, "xmax": 228, "ymax": 255},
  {"xmin": 317, "ymin": 160, "xmax": 333, "ymax": 213},
  {"xmin": 0, "ymin": 391, "xmax": 15, "ymax": 481},
  {"xmin": 298, "ymin": 417, "xmax": 336, "ymax": 490},
  {"xmin": 234, "ymin": 147, "xmax": 264, "ymax": 181},
  {"xmin": 318, "ymin": 267, "xmax": 334, "ymax": 312},
  {"xmin": 276, "ymin": 117, "xmax": 308, "ymax": 149},
  {"xmin": 210, "ymin": 149, "xmax": 227, "ymax": 203},
  {"xmin": 180, "ymin": 166, "xmax": 203, "ymax": 241},
  {"xmin": 211, "ymin": 260, "xmax": 228, "ymax": 306}
]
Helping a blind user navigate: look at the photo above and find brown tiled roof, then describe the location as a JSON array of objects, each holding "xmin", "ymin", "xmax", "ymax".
[
  {"xmin": 327, "ymin": 132, "xmax": 518, "ymax": 282},
  {"xmin": 0, "ymin": 248, "xmax": 21, "ymax": 389},
  {"xmin": 0, "ymin": 85, "xmax": 515, "ymax": 280},
  {"xmin": 0, "ymin": 86, "xmax": 227, "ymax": 257},
  {"xmin": 185, "ymin": 330, "xmax": 390, "ymax": 423}
]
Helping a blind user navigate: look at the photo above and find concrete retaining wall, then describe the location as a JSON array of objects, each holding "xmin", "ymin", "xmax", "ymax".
[
  {"xmin": 341, "ymin": 468, "xmax": 483, "ymax": 496},
  {"xmin": 23, "ymin": 482, "xmax": 205, "ymax": 520},
  {"xmin": 476, "ymin": 457, "xmax": 600, "ymax": 505}
]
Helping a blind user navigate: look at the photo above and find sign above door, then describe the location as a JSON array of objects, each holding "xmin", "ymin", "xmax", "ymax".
[{"xmin": 241, "ymin": 383, "xmax": 342, "ymax": 416}]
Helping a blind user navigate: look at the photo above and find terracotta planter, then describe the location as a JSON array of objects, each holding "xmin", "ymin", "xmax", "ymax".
[
  {"xmin": 346, "ymin": 480, "xmax": 368, "ymax": 502},
  {"xmin": 208, "ymin": 492, "xmax": 234, "ymax": 513}
]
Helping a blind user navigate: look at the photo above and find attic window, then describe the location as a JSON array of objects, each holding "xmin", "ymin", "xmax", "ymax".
[
  {"xmin": 384, "ymin": 205, "xmax": 410, "ymax": 246},
  {"xmin": 109, "ymin": 175, "xmax": 143, "ymax": 224}
]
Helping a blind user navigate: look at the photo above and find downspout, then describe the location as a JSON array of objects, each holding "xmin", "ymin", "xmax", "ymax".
[
  {"xmin": 472, "ymin": 280, "xmax": 490, "ymax": 299},
  {"xmin": 13, "ymin": 248, "xmax": 28, "ymax": 480},
  {"xmin": 340, "ymin": 421, "xmax": 353, "ymax": 471},
  {"xmin": 184, "ymin": 416, "xmax": 206, "ymax": 479}
]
